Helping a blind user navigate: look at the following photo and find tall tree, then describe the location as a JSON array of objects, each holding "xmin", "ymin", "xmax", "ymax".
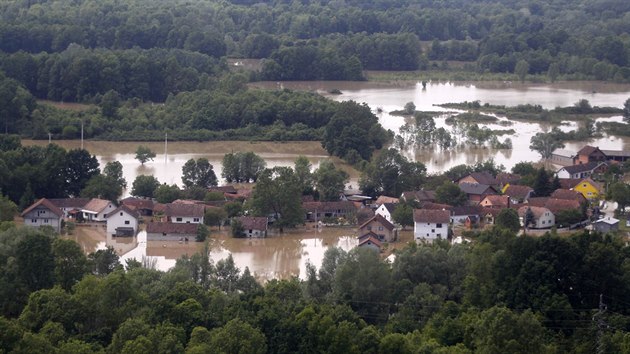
[
  {"xmin": 495, "ymin": 208, "xmax": 520, "ymax": 232},
  {"xmin": 182, "ymin": 158, "xmax": 218, "ymax": 189},
  {"xmin": 532, "ymin": 167, "xmax": 552, "ymax": 197},
  {"xmin": 529, "ymin": 132, "xmax": 564, "ymax": 160},
  {"xmin": 435, "ymin": 181, "xmax": 468, "ymax": 206},
  {"xmin": 359, "ymin": 149, "xmax": 426, "ymax": 198},
  {"xmin": 294, "ymin": 155, "xmax": 314, "ymax": 195},
  {"xmin": 514, "ymin": 60, "xmax": 530, "ymax": 83},
  {"xmin": 103, "ymin": 161, "xmax": 127, "ymax": 189},
  {"xmin": 250, "ymin": 167, "xmax": 303, "ymax": 229},
  {"xmin": 131, "ymin": 175, "xmax": 160, "ymax": 198},
  {"xmin": 64, "ymin": 149, "xmax": 100, "ymax": 197},
  {"xmin": 623, "ymin": 98, "xmax": 630, "ymax": 123},
  {"xmin": 314, "ymin": 160, "xmax": 349, "ymax": 202}
]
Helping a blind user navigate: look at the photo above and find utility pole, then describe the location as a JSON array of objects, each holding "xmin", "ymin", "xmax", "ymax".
[
  {"xmin": 48, "ymin": 132, "xmax": 52, "ymax": 144},
  {"xmin": 593, "ymin": 294, "xmax": 608, "ymax": 354},
  {"xmin": 80, "ymin": 120, "xmax": 84, "ymax": 149}
]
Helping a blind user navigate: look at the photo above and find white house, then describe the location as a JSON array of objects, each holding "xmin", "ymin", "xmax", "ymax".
[
  {"xmin": 106, "ymin": 205, "xmax": 140, "ymax": 237},
  {"xmin": 375, "ymin": 203, "xmax": 397, "ymax": 223},
  {"xmin": 21, "ymin": 198, "xmax": 64, "ymax": 233},
  {"xmin": 556, "ymin": 161, "xmax": 607, "ymax": 179},
  {"xmin": 518, "ymin": 206, "xmax": 555, "ymax": 229},
  {"xmin": 165, "ymin": 203, "xmax": 205, "ymax": 224},
  {"xmin": 413, "ymin": 209, "xmax": 450, "ymax": 243},
  {"xmin": 237, "ymin": 216, "xmax": 268, "ymax": 238},
  {"xmin": 81, "ymin": 198, "xmax": 116, "ymax": 222}
]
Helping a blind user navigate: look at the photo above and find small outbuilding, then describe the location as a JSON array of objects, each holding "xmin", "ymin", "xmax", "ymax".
[{"xmin": 592, "ymin": 216, "xmax": 619, "ymax": 233}]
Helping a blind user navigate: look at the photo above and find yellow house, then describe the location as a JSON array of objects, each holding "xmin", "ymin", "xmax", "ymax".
[{"xmin": 571, "ymin": 177, "xmax": 603, "ymax": 200}]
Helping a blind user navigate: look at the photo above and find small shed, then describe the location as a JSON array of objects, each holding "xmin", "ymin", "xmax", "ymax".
[{"xmin": 592, "ymin": 217, "xmax": 619, "ymax": 233}]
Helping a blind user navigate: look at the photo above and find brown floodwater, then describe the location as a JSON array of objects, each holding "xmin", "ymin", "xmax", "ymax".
[{"xmin": 68, "ymin": 223, "xmax": 413, "ymax": 282}]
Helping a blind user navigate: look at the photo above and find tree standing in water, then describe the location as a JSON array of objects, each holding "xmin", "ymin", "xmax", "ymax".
[{"xmin": 135, "ymin": 145, "xmax": 156, "ymax": 165}]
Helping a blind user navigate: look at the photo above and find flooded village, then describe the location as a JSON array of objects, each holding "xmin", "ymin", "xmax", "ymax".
[{"xmin": 17, "ymin": 81, "xmax": 630, "ymax": 281}]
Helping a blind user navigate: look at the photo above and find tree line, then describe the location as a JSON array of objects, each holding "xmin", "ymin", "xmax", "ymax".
[{"xmin": 1, "ymin": 222, "xmax": 630, "ymax": 353}]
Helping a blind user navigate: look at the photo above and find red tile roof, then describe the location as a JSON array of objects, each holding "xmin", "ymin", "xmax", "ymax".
[
  {"xmin": 550, "ymin": 189, "xmax": 586, "ymax": 202},
  {"xmin": 358, "ymin": 235, "xmax": 382, "ymax": 249},
  {"xmin": 21, "ymin": 198, "xmax": 64, "ymax": 218},
  {"xmin": 106, "ymin": 205, "xmax": 141, "ymax": 219},
  {"xmin": 121, "ymin": 197, "xmax": 154, "ymax": 210},
  {"xmin": 146, "ymin": 222, "xmax": 198, "ymax": 235},
  {"xmin": 413, "ymin": 209, "xmax": 451, "ymax": 224},
  {"xmin": 480, "ymin": 195, "xmax": 509, "ymax": 207},
  {"xmin": 237, "ymin": 216, "xmax": 268, "ymax": 231},
  {"xmin": 165, "ymin": 203, "xmax": 205, "ymax": 218},
  {"xmin": 503, "ymin": 185, "xmax": 533, "ymax": 199},
  {"xmin": 358, "ymin": 214, "xmax": 395, "ymax": 231}
]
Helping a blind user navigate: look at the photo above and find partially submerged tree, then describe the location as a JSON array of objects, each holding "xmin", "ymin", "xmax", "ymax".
[
  {"xmin": 529, "ymin": 132, "xmax": 564, "ymax": 160},
  {"xmin": 182, "ymin": 158, "xmax": 218, "ymax": 189},
  {"xmin": 135, "ymin": 145, "xmax": 156, "ymax": 165},
  {"xmin": 250, "ymin": 167, "xmax": 303, "ymax": 229}
]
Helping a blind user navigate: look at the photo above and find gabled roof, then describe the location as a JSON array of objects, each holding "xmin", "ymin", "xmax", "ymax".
[
  {"xmin": 601, "ymin": 149, "xmax": 630, "ymax": 158},
  {"xmin": 481, "ymin": 207, "xmax": 503, "ymax": 217},
  {"xmin": 401, "ymin": 190, "xmax": 436, "ymax": 202},
  {"xmin": 459, "ymin": 183, "xmax": 496, "ymax": 195},
  {"xmin": 560, "ymin": 161, "xmax": 606, "ymax": 175},
  {"xmin": 577, "ymin": 145, "xmax": 605, "ymax": 156},
  {"xmin": 381, "ymin": 203, "xmax": 397, "ymax": 214},
  {"xmin": 559, "ymin": 178, "xmax": 581, "ymax": 189},
  {"xmin": 496, "ymin": 173, "xmax": 521, "ymax": 185},
  {"xmin": 358, "ymin": 235, "xmax": 382, "ymax": 248},
  {"xmin": 121, "ymin": 197, "xmax": 154, "ymax": 210},
  {"xmin": 451, "ymin": 205, "xmax": 482, "ymax": 216},
  {"xmin": 209, "ymin": 185, "xmax": 238, "ymax": 194},
  {"xmin": 82, "ymin": 198, "xmax": 112, "ymax": 213},
  {"xmin": 358, "ymin": 231, "xmax": 379, "ymax": 240},
  {"xmin": 480, "ymin": 195, "xmax": 509, "ymax": 207},
  {"xmin": 375, "ymin": 195, "xmax": 399, "ymax": 205},
  {"xmin": 413, "ymin": 209, "xmax": 451, "ymax": 224},
  {"xmin": 460, "ymin": 171, "xmax": 497, "ymax": 185},
  {"xmin": 359, "ymin": 214, "xmax": 395, "ymax": 231},
  {"xmin": 21, "ymin": 198, "xmax": 64, "ymax": 218},
  {"xmin": 528, "ymin": 197, "xmax": 580, "ymax": 214},
  {"xmin": 48, "ymin": 198, "xmax": 90, "ymax": 209},
  {"xmin": 504, "ymin": 185, "xmax": 533, "ymax": 199},
  {"xmin": 165, "ymin": 203, "xmax": 205, "ymax": 218},
  {"xmin": 552, "ymin": 148, "xmax": 576, "ymax": 158},
  {"xmin": 421, "ymin": 202, "xmax": 453, "ymax": 210},
  {"xmin": 550, "ymin": 189, "xmax": 586, "ymax": 202},
  {"xmin": 237, "ymin": 216, "xmax": 268, "ymax": 231},
  {"xmin": 518, "ymin": 206, "xmax": 552, "ymax": 219},
  {"xmin": 146, "ymin": 222, "xmax": 198, "ymax": 234},
  {"xmin": 106, "ymin": 205, "xmax": 141, "ymax": 219}
]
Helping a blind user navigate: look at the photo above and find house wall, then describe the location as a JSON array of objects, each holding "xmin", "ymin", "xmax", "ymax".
[
  {"xmin": 451, "ymin": 215, "xmax": 470, "ymax": 224},
  {"xmin": 414, "ymin": 221, "xmax": 448, "ymax": 242},
  {"xmin": 551, "ymin": 154, "xmax": 574, "ymax": 166},
  {"xmin": 147, "ymin": 232, "xmax": 195, "ymax": 241},
  {"xmin": 358, "ymin": 242, "xmax": 380, "ymax": 252},
  {"xmin": 574, "ymin": 182, "xmax": 600, "ymax": 199},
  {"xmin": 359, "ymin": 220, "xmax": 395, "ymax": 242},
  {"xmin": 375, "ymin": 205, "xmax": 392, "ymax": 222},
  {"xmin": 170, "ymin": 216, "xmax": 203, "ymax": 224},
  {"xmin": 594, "ymin": 222, "xmax": 617, "ymax": 233},
  {"xmin": 245, "ymin": 229, "xmax": 266, "ymax": 238},
  {"xmin": 107, "ymin": 211, "xmax": 138, "ymax": 236},
  {"xmin": 522, "ymin": 212, "xmax": 555, "ymax": 229},
  {"xmin": 23, "ymin": 208, "xmax": 61, "ymax": 232}
]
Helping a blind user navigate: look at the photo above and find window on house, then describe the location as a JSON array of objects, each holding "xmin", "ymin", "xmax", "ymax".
[
  {"xmin": 378, "ymin": 226, "xmax": 383, "ymax": 231},
  {"xmin": 426, "ymin": 233, "xmax": 429, "ymax": 236},
  {"xmin": 124, "ymin": 220, "xmax": 130, "ymax": 225},
  {"xmin": 31, "ymin": 219, "xmax": 37, "ymax": 223},
  {"xmin": 436, "ymin": 223, "xmax": 442, "ymax": 228},
  {"xmin": 176, "ymin": 217, "xmax": 182, "ymax": 222},
  {"xmin": 249, "ymin": 229, "xmax": 252, "ymax": 233},
  {"xmin": 583, "ymin": 184, "xmax": 587, "ymax": 187},
  {"xmin": 437, "ymin": 233, "xmax": 441, "ymax": 237},
  {"xmin": 431, "ymin": 229, "xmax": 435, "ymax": 233},
  {"xmin": 120, "ymin": 212, "xmax": 123, "ymax": 216},
  {"xmin": 44, "ymin": 219, "xmax": 48, "ymax": 223},
  {"xmin": 193, "ymin": 218, "xmax": 200, "ymax": 222}
]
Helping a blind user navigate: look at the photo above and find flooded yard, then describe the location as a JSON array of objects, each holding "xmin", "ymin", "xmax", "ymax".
[{"xmin": 67, "ymin": 222, "xmax": 414, "ymax": 282}]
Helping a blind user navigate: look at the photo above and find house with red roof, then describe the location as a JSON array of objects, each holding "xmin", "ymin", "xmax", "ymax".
[
  {"xmin": 357, "ymin": 233, "xmax": 382, "ymax": 252},
  {"xmin": 358, "ymin": 214, "xmax": 397, "ymax": 242},
  {"xmin": 479, "ymin": 195, "xmax": 509, "ymax": 208},
  {"xmin": 503, "ymin": 185, "xmax": 534, "ymax": 204},
  {"xmin": 413, "ymin": 209, "xmax": 450, "ymax": 243},
  {"xmin": 518, "ymin": 206, "xmax": 555, "ymax": 229},
  {"xmin": 21, "ymin": 198, "xmax": 64, "ymax": 233},
  {"xmin": 575, "ymin": 146, "xmax": 607, "ymax": 165},
  {"xmin": 165, "ymin": 203, "xmax": 205, "ymax": 224},
  {"xmin": 237, "ymin": 216, "xmax": 268, "ymax": 238}
]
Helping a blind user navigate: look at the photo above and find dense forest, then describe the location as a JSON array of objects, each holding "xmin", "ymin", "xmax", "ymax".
[
  {"xmin": 2, "ymin": 224, "xmax": 630, "ymax": 353},
  {"xmin": 0, "ymin": 0, "xmax": 630, "ymax": 146}
]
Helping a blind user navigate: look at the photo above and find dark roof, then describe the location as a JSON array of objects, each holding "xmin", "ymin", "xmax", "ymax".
[
  {"xmin": 358, "ymin": 235, "xmax": 382, "ymax": 248},
  {"xmin": 601, "ymin": 150, "xmax": 630, "ymax": 157},
  {"xmin": 527, "ymin": 197, "xmax": 549, "ymax": 207},
  {"xmin": 146, "ymin": 222, "xmax": 198, "ymax": 235},
  {"xmin": 421, "ymin": 202, "xmax": 453, "ymax": 210},
  {"xmin": 401, "ymin": 190, "xmax": 436, "ymax": 202},
  {"xmin": 550, "ymin": 189, "xmax": 586, "ymax": 202},
  {"xmin": 165, "ymin": 203, "xmax": 205, "ymax": 217},
  {"xmin": 302, "ymin": 201, "xmax": 356, "ymax": 213},
  {"xmin": 209, "ymin": 185, "xmax": 238, "ymax": 194},
  {"xmin": 121, "ymin": 197, "xmax": 155, "ymax": 210},
  {"xmin": 481, "ymin": 195, "xmax": 509, "ymax": 207},
  {"xmin": 559, "ymin": 178, "xmax": 581, "ymax": 189},
  {"xmin": 48, "ymin": 198, "xmax": 90, "ymax": 209},
  {"xmin": 106, "ymin": 205, "xmax": 141, "ymax": 219},
  {"xmin": 358, "ymin": 231, "xmax": 380, "ymax": 240},
  {"xmin": 528, "ymin": 197, "xmax": 580, "ymax": 214},
  {"xmin": 382, "ymin": 203, "xmax": 397, "ymax": 214},
  {"xmin": 560, "ymin": 161, "xmax": 606, "ymax": 174},
  {"xmin": 21, "ymin": 198, "xmax": 64, "ymax": 218},
  {"xmin": 467, "ymin": 171, "xmax": 497, "ymax": 185},
  {"xmin": 358, "ymin": 214, "xmax": 395, "ymax": 231},
  {"xmin": 481, "ymin": 207, "xmax": 503, "ymax": 217},
  {"xmin": 459, "ymin": 183, "xmax": 496, "ymax": 195},
  {"xmin": 496, "ymin": 173, "xmax": 521, "ymax": 185},
  {"xmin": 577, "ymin": 145, "xmax": 604, "ymax": 156},
  {"xmin": 413, "ymin": 209, "xmax": 451, "ymax": 224},
  {"xmin": 237, "ymin": 216, "xmax": 268, "ymax": 231},
  {"xmin": 504, "ymin": 185, "xmax": 533, "ymax": 199},
  {"xmin": 451, "ymin": 205, "xmax": 482, "ymax": 216}
]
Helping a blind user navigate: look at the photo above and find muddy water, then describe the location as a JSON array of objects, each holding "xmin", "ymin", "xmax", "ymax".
[
  {"xmin": 252, "ymin": 80, "xmax": 630, "ymax": 170},
  {"xmin": 68, "ymin": 223, "xmax": 414, "ymax": 281}
]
